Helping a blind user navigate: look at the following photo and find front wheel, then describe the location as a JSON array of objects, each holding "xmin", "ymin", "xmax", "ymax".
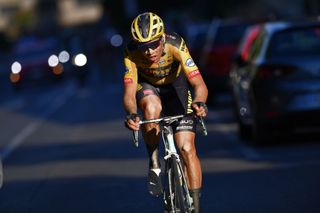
[{"xmin": 164, "ymin": 155, "xmax": 192, "ymax": 213}]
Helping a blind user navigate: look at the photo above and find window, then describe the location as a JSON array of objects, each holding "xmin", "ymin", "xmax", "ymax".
[{"xmin": 267, "ymin": 26, "xmax": 320, "ymax": 57}]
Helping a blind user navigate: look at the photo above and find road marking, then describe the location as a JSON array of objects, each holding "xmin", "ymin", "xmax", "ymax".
[
  {"xmin": 1, "ymin": 122, "xmax": 40, "ymax": 160},
  {"xmin": 1, "ymin": 83, "xmax": 76, "ymax": 160}
]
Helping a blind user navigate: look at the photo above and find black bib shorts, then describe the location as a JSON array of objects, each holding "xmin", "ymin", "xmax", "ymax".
[{"xmin": 136, "ymin": 73, "xmax": 196, "ymax": 133}]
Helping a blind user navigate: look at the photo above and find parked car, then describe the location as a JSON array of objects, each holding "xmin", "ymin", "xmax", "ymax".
[
  {"xmin": 200, "ymin": 18, "xmax": 253, "ymax": 94},
  {"xmin": 9, "ymin": 34, "xmax": 67, "ymax": 88},
  {"xmin": 229, "ymin": 24, "xmax": 263, "ymax": 139},
  {"xmin": 229, "ymin": 20, "xmax": 320, "ymax": 145}
]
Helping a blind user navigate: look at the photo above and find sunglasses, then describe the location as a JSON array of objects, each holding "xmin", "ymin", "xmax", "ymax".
[{"xmin": 137, "ymin": 38, "xmax": 162, "ymax": 52}]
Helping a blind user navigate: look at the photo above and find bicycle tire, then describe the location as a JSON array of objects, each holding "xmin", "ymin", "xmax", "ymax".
[
  {"xmin": 163, "ymin": 159, "xmax": 174, "ymax": 212},
  {"xmin": 176, "ymin": 158, "xmax": 193, "ymax": 212},
  {"xmin": 171, "ymin": 155, "xmax": 189, "ymax": 212}
]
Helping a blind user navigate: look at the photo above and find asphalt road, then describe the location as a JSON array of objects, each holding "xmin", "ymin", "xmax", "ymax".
[{"xmin": 0, "ymin": 74, "xmax": 320, "ymax": 213}]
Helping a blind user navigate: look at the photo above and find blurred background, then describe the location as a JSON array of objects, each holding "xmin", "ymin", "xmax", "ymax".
[
  {"xmin": 1, "ymin": 0, "xmax": 320, "ymax": 213},
  {"xmin": 0, "ymin": 0, "xmax": 319, "ymax": 91}
]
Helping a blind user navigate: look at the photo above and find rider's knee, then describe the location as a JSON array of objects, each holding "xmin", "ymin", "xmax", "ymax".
[
  {"xmin": 180, "ymin": 141, "xmax": 197, "ymax": 160},
  {"xmin": 143, "ymin": 102, "xmax": 162, "ymax": 119},
  {"xmin": 142, "ymin": 103, "xmax": 161, "ymax": 132}
]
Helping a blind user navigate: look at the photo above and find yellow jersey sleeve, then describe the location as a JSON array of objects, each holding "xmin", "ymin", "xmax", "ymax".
[
  {"xmin": 173, "ymin": 38, "xmax": 201, "ymax": 79},
  {"xmin": 123, "ymin": 49, "xmax": 138, "ymax": 85}
]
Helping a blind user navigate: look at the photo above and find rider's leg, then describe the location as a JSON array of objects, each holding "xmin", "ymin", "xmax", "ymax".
[
  {"xmin": 175, "ymin": 131, "xmax": 202, "ymax": 213},
  {"xmin": 175, "ymin": 131, "xmax": 202, "ymax": 188},
  {"xmin": 139, "ymin": 95, "xmax": 163, "ymax": 196},
  {"xmin": 138, "ymin": 95, "xmax": 162, "ymax": 169}
]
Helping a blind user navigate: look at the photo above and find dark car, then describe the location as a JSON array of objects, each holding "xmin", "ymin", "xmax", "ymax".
[
  {"xmin": 200, "ymin": 18, "xmax": 252, "ymax": 94},
  {"xmin": 9, "ymin": 34, "xmax": 67, "ymax": 88},
  {"xmin": 229, "ymin": 24, "xmax": 263, "ymax": 139},
  {"xmin": 229, "ymin": 20, "xmax": 320, "ymax": 145}
]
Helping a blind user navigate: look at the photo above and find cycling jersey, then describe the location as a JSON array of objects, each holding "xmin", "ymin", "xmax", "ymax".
[{"xmin": 123, "ymin": 32, "xmax": 201, "ymax": 86}]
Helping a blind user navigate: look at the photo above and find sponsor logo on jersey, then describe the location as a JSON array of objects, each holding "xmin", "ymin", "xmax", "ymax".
[
  {"xmin": 143, "ymin": 69, "xmax": 171, "ymax": 78},
  {"xmin": 180, "ymin": 119, "xmax": 194, "ymax": 125},
  {"xmin": 187, "ymin": 90, "xmax": 193, "ymax": 114},
  {"xmin": 176, "ymin": 125, "xmax": 193, "ymax": 131},
  {"xmin": 125, "ymin": 66, "xmax": 129, "ymax": 73},
  {"xmin": 180, "ymin": 42, "xmax": 189, "ymax": 53},
  {"xmin": 143, "ymin": 89, "xmax": 154, "ymax": 95},
  {"xmin": 180, "ymin": 42, "xmax": 186, "ymax": 52},
  {"xmin": 187, "ymin": 70, "xmax": 200, "ymax": 79},
  {"xmin": 158, "ymin": 59, "xmax": 165, "ymax": 65},
  {"xmin": 186, "ymin": 58, "xmax": 195, "ymax": 67},
  {"xmin": 124, "ymin": 78, "xmax": 133, "ymax": 84}
]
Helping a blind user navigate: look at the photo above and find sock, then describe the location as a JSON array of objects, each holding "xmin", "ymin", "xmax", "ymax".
[{"xmin": 189, "ymin": 188, "xmax": 201, "ymax": 213}]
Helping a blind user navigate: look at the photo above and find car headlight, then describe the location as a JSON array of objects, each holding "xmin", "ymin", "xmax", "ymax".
[
  {"xmin": 48, "ymin": 54, "xmax": 59, "ymax": 67},
  {"xmin": 58, "ymin": 50, "xmax": 70, "ymax": 63},
  {"xmin": 73, "ymin": 53, "xmax": 87, "ymax": 67},
  {"xmin": 11, "ymin": 61, "xmax": 22, "ymax": 74}
]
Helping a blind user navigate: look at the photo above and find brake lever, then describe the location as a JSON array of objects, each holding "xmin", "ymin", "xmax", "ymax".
[
  {"xmin": 198, "ymin": 117, "xmax": 208, "ymax": 136},
  {"xmin": 133, "ymin": 130, "xmax": 139, "ymax": 147}
]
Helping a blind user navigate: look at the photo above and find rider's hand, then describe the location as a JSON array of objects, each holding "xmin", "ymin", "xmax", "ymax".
[
  {"xmin": 192, "ymin": 102, "xmax": 208, "ymax": 118},
  {"xmin": 125, "ymin": 113, "xmax": 140, "ymax": 131}
]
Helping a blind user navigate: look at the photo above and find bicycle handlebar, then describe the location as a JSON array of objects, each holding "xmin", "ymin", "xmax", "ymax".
[
  {"xmin": 132, "ymin": 114, "xmax": 207, "ymax": 147},
  {"xmin": 139, "ymin": 114, "xmax": 185, "ymax": 125}
]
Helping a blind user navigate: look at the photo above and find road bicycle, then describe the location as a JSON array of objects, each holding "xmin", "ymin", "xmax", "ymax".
[{"xmin": 133, "ymin": 114, "xmax": 207, "ymax": 213}]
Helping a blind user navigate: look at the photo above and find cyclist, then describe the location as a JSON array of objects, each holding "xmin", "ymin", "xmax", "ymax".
[{"xmin": 123, "ymin": 12, "xmax": 208, "ymax": 213}]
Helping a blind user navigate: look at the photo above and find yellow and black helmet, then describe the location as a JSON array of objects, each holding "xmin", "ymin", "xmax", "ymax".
[{"xmin": 131, "ymin": 12, "xmax": 164, "ymax": 43}]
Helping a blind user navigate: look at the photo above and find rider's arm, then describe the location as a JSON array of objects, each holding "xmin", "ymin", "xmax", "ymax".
[
  {"xmin": 123, "ymin": 82, "xmax": 140, "ymax": 131},
  {"xmin": 188, "ymin": 74, "xmax": 208, "ymax": 104},
  {"xmin": 123, "ymin": 81, "xmax": 138, "ymax": 115},
  {"xmin": 188, "ymin": 75, "xmax": 208, "ymax": 117},
  {"xmin": 123, "ymin": 52, "xmax": 140, "ymax": 130},
  {"xmin": 173, "ymin": 37, "xmax": 208, "ymax": 116}
]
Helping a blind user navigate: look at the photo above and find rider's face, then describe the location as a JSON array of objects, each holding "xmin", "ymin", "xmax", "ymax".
[{"xmin": 138, "ymin": 37, "xmax": 164, "ymax": 63}]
